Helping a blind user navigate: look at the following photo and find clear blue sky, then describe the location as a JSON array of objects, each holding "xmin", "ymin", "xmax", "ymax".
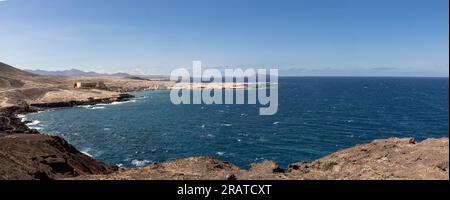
[{"xmin": 0, "ymin": 0, "xmax": 448, "ymax": 76}]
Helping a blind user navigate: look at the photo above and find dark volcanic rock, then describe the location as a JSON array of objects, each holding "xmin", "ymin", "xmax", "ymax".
[
  {"xmin": 0, "ymin": 105, "xmax": 117, "ymax": 180},
  {"xmin": 29, "ymin": 93, "xmax": 135, "ymax": 108},
  {"xmin": 0, "ymin": 106, "xmax": 39, "ymax": 134},
  {"xmin": 0, "ymin": 133, "xmax": 117, "ymax": 180}
]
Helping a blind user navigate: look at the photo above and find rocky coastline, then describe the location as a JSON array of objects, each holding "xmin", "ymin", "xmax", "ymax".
[
  {"xmin": 0, "ymin": 94, "xmax": 136, "ymax": 180},
  {"xmin": 0, "ymin": 93, "xmax": 134, "ymax": 133},
  {"xmin": 29, "ymin": 93, "xmax": 135, "ymax": 108},
  {"xmin": 1, "ymin": 98, "xmax": 449, "ymax": 180},
  {"xmin": 0, "ymin": 105, "xmax": 119, "ymax": 179}
]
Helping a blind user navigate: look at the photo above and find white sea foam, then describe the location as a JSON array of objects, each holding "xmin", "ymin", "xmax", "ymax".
[
  {"xmin": 16, "ymin": 114, "xmax": 27, "ymax": 122},
  {"xmin": 111, "ymin": 100, "xmax": 136, "ymax": 105},
  {"xmin": 254, "ymin": 157, "xmax": 265, "ymax": 162},
  {"xmin": 29, "ymin": 126, "xmax": 42, "ymax": 130},
  {"xmin": 201, "ymin": 124, "xmax": 206, "ymax": 128},
  {"xmin": 26, "ymin": 120, "xmax": 40, "ymax": 126},
  {"xmin": 131, "ymin": 159, "xmax": 151, "ymax": 167},
  {"xmin": 78, "ymin": 105, "xmax": 94, "ymax": 108},
  {"xmin": 90, "ymin": 106, "xmax": 105, "ymax": 110},
  {"xmin": 78, "ymin": 100, "xmax": 138, "ymax": 109},
  {"xmin": 96, "ymin": 99, "xmax": 139, "ymax": 107},
  {"xmin": 16, "ymin": 114, "xmax": 26, "ymax": 118},
  {"xmin": 216, "ymin": 152, "xmax": 225, "ymax": 156},
  {"xmin": 135, "ymin": 96, "xmax": 147, "ymax": 100},
  {"xmin": 81, "ymin": 148, "xmax": 93, "ymax": 157},
  {"xmin": 273, "ymin": 122, "xmax": 280, "ymax": 125},
  {"xmin": 220, "ymin": 123, "xmax": 232, "ymax": 127}
]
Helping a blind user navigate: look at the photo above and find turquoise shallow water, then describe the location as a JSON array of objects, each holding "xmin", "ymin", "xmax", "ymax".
[{"xmin": 24, "ymin": 77, "xmax": 449, "ymax": 168}]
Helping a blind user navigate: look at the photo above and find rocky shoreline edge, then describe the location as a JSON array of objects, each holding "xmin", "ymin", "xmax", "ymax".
[
  {"xmin": 29, "ymin": 93, "xmax": 135, "ymax": 108},
  {"xmin": 1, "ymin": 97, "xmax": 448, "ymax": 180},
  {"xmin": 0, "ymin": 94, "xmax": 136, "ymax": 179}
]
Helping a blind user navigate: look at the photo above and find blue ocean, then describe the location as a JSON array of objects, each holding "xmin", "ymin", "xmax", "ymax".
[{"xmin": 24, "ymin": 77, "xmax": 449, "ymax": 168}]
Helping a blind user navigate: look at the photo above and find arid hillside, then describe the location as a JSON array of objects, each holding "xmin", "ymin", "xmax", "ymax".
[
  {"xmin": 1, "ymin": 62, "xmax": 60, "ymax": 87},
  {"xmin": 1, "ymin": 62, "xmax": 67, "ymax": 107},
  {"xmin": 76, "ymin": 137, "xmax": 449, "ymax": 180},
  {"xmin": 0, "ymin": 62, "xmax": 37, "ymax": 80},
  {"xmin": 0, "ymin": 62, "xmax": 173, "ymax": 107}
]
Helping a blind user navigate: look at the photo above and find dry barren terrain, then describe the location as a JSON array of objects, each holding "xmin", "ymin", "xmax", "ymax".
[
  {"xmin": 75, "ymin": 137, "xmax": 449, "ymax": 180},
  {"xmin": 0, "ymin": 62, "xmax": 174, "ymax": 108}
]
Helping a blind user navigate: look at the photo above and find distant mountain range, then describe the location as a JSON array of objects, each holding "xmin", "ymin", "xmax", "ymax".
[
  {"xmin": 25, "ymin": 69, "xmax": 131, "ymax": 77},
  {"xmin": 0, "ymin": 62, "xmax": 64, "ymax": 91}
]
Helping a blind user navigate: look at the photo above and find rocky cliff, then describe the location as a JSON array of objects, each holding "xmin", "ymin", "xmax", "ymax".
[
  {"xmin": 0, "ymin": 106, "xmax": 117, "ymax": 180},
  {"xmin": 76, "ymin": 137, "xmax": 449, "ymax": 180}
]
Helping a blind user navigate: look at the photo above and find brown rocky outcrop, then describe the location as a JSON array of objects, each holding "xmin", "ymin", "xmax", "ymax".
[
  {"xmin": 76, "ymin": 137, "xmax": 449, "ymax": 180},
  {"xmin": 29, "ymin": 93, "xmax": 134, "ymax": 108},
  {"xmin": 0, "ymin": 106, "xmax": 117, "ymax": 180},
  {"xmin": 0, "ymin": 133, "xmax": 117, "ymax": 180},
  {"xmin": 287, "ymin": 137, "xmax": 449, "ymax": 180}
]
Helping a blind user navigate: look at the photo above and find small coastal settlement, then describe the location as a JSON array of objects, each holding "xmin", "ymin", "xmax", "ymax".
[
  {"xmin": 73, "ymin": 81, "xmax": 107, "ymax": 90},
  {"xmin": 0, "ymin": 62, "xmax": 449, "ymax": 180}
]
